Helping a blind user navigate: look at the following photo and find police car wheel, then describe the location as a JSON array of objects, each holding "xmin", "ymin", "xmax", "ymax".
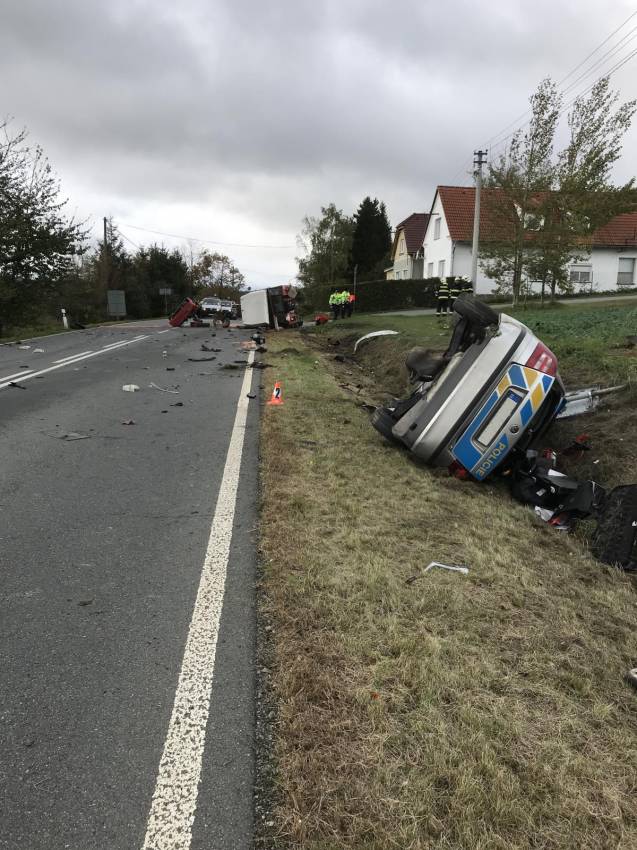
[
  {"xmin": 453, "ymin": 296, "xmax": 498, "ymax": 327},
  {"xmin": 371, "ymin": 407, "xmax": 399, "ymax": 442}
]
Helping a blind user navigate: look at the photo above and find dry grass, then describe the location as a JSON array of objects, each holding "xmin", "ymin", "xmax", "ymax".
[{"xmin": 258, "ymin": 319, "xmax": 637, "ymax": 850}]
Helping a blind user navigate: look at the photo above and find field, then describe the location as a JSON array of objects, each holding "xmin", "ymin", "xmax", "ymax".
[{"xmin": 257, "ymin": 301, "xmax": 637, "ymax": 850}]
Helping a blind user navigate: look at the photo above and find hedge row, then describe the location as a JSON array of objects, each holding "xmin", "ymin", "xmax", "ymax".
[{"xmin": 303, "ymin": 278, "xmax": 442, "ymax": 314}]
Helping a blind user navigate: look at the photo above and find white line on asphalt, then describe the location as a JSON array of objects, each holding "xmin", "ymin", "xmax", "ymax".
[
  {"xmin": 0, "ymin": 335, "xmax": 150, "ymax": 390},
  {"xmin": 0, "ymin": 369, "xmax": 35, "ymax": 382},
  {"xmin": 53, "ymin": 350, "xmax": 93, "ymax": 363},
  {"xmin": 141, "ymin": 350, "xmax": 255, "ymax": 850},
  {"xmin": 101, "ymin": 336, "xmax": 145, "ymax": 350},
  {"xmin": 158, "ymin": 329, "xmax": 171, "ymax": 334}
]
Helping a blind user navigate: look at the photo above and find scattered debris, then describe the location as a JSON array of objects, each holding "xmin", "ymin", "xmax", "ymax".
[
  {"xmin": 424, "ymin": 561, "xmax": 470, "ymax": 576},
  {"xmin": 122, "ymin": 384, "xmax": 140, "ymax": 392},
  {"xmin": 247, "ymin": 392, "xmax": 257, "ymax": 399},
  {"xmin": 557, "ymin": 384, "xmax": 628, "ymax": 419},
  {"xmin": 188, "ymin": 356, "xmax": 217, "ymax": 362},
  {"xmin": 166, "ymin": 367, "xmax": 175, "ymax": 371},
  {"xmin": 17, "ymin": 345, "xmax": 31, "ymax": 350},
  {"xmin": 334, "ymin": 354, "xmax": 346, "ymax": 362},
  {"xmin": 33, "ymin": 348, "xmax": 44, "ymax": 353},
  {"xmin": 256, "ymin": 345, "xmax": 267, "ymax": 353},
  {"xmin": 219, "ymin": 363, "xmax": 242, "ymax": 370},
  {"xmin": 353, "ymin": 329, "xmax": 399, "ymax": 353},
  {"xmin": 121, "ymin": 419, "xmax": 135, "ymax": 425},
  {"xmin": 170, "ymin": 401, "xmax": 184, "ymax": 407},
  {"xmin": 77, "ymin": 599, "xmax": 94, "ymax": 606},
  {"xmin": 250, "ymin": 362, "xmax": 272, "ymax": 370},
  {"xmin": 201, "ymin": 343, "xmax": 221, "ymax": 352},
  {"xmin": 625, "ymin": 668, "xmax": 637, "ymax": 689},
  {"xmin": 241, "ymin": 341, "xmax": 257, "ymax": 351},
  {"xmin": 8, "ymin": 381, "xmax": 26, "ymax": 389},
  {"xmin": 149, "ymin": 382, "xmax": 179, "ymax": 393},
  {"xmin": 59, "ymin": 432, "xmax": 91, "ymax": 441}
]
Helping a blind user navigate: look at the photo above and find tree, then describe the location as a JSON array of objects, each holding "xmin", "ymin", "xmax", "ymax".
[
  {"xmin": 349, "ymin": 197, "xmax": 392, "ymax": 281},
  {"xmin": 480, "ymin": 79, "xmax": 561, "ymax": 305},
  {"xmin": 191, "ymin": 249, "xmax": 246, "ymax": 301},
  {"xmin": 296, "ymin": 203, "xmax": 353, "ymax": 306},
  {"xmin": 0, "ymin": 120, "xmax": 87, "ymax": 327},
  {"xmin": 481, "ymin": 77, "xmax": 637, "ymax": 305}
]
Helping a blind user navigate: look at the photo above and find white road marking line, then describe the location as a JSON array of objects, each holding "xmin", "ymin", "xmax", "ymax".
[
  {"xmin": 158, "ymin": 329, "xmax": 171, "ymax": 334},
  {"xmin": 0, "ymin": 335, "xmax": 150, "ymax": 390},
  {"xmin": 141, "ymin": 350, "xmax": 255, "ymax": 850},
  {"xmin": 0, "ymin": 370, "xmax": 35, "ymax": 382},
  {"xmin": 53, "ymin": 350, "xmax": 93, "ymax": 363}
]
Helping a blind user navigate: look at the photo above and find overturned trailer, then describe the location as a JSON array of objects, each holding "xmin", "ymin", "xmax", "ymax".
[{"xmin": 240, "ymin": 285, "xmax": 302, "ymax": 329}]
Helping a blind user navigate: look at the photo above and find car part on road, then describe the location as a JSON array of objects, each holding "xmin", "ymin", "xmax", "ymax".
[
  {"xmin": 353, "ymin": 329, "xmax": 399, "ymax": 353},
  {"xmin": 371, "ymin": 298, "xmax": 565, "ymax": 481},
  {"xmin": 8, "ymin": 381, "xmax": 27, "ymax": 389},
  {"xmin": 188, "ymin": 356, "xmax": 217, "ymax": 362},
  {"xmin": 122, "ymin": 384, "xmax": 140, "ymax": 392},
  {"xmin": 149, "ymin": 382, "xmax": 179, "ymax": 393}
]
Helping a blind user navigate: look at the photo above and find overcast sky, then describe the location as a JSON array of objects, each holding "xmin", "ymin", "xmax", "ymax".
[{"xmin": 2, "ymin": 0, "xmax": 637, "ymax": 288}]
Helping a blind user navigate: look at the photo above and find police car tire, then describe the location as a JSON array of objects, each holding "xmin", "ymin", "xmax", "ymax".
[
  {"xmin": 453, "ymin": 296, "xmax": 498, "ymax": 327},
  {"xmin": 371, "ymin": 407, "xmax": 398, "ymax": 442}
]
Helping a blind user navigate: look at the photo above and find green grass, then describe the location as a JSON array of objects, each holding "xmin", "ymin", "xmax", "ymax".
[
  {"xmin": 258, "ymin": 307, "xmax": 637, "ymax": 850},
  {"xmin": 0, "ymin": 320, "xmax": 69, "ymax": 343}
]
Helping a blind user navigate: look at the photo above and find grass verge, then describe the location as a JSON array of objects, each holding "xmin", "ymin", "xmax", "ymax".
[{"xmin": 259, "ymin": 304, "xmax": 637, "ymax": 849}]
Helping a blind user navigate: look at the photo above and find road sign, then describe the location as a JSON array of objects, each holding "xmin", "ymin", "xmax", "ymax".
[{"xmin": 107, "ymin": 289, "xmax": 126, "ymax": 318}]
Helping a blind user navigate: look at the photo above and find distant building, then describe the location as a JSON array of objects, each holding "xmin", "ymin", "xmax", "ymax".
[
  {"xmin": 384, "ymin": 213, "xmax": 430, "ymax": 280},
  {"xmin": 422, "ymin": 185, "xmax": 637, "ymax": 294}
]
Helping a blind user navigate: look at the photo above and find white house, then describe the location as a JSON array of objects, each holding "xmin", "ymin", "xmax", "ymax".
[
  {"xmin": 384, "ymin": 213, "xmax": 429, "ymax": 280},
  {"xmin": 421, "ymin": 185, "xmax": 637, "ymax": 294}
]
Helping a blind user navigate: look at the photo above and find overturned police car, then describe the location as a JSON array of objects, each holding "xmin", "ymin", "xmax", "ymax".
[{"xmin": 371, "ymin": 297, "xmax": 565, "ymax": 481}]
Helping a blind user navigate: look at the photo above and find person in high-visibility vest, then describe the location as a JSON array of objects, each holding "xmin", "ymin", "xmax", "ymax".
[
  {"xmin": 329, "ymin": 290, "xmax": 340, "ymax": 320},
  {"xmin": 436, "ymin": 277, "xmax": 450, "ymax": 321},
  {"xmin": 449, "ymin": 277, "xmax": 462, "ymax": 309},
  {"xmin": 462, "ymin": 276, "xmax": 474, "ymax": 296}
]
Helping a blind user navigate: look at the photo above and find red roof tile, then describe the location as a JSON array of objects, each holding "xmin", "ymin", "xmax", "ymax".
[
  {"xmin": 394, "ymin": 213, "xmax": 430, "ymax": 255},
  {"xmin": 436, "ymin": 185, "xmax": 637, "ymax": 247},
  {"xmin": 591, "ymin": 211, "xmax": 637, "ymax": 247}
]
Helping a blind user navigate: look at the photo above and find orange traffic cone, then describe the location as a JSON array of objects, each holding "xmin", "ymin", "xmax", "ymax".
[{"xmin": 267, "ymin": 381, "xmax": 284, "ymax": 405}]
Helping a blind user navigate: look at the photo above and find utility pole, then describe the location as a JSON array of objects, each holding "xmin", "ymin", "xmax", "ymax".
[
  {"xmin": 470, "ymin": 150, "xmax": 487, "ymax": 294},
  {"xmin": 103, "ymin": 216, "xmax": 109, "ymax": 312},
  {"xmin": 353, "ymin": 263, "xmax": 358, "ymax": 296}
]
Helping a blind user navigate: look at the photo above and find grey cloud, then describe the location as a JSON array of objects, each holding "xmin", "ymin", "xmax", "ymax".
[{"xmin": 2, "ymin": 0, "xmax": 636, "ymax": 286}]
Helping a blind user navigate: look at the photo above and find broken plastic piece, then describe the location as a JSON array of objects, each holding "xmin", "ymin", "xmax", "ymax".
[
  {"xmin": 353, "ymin": 330, "xmax": 399, "ymax": 353},
  {"xmin": 122, "ymin": 384, "xmax": 140, "ymax": 392},
  {"xmin": 423, "ymin": 561, "xmax": 469, "ymax": 575},
  {"xmin": 149, "ymin": 382, "xmax": 179, "ymax": 393}
]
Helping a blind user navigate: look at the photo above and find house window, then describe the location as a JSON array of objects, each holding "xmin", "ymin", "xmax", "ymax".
[
  {"xmin": 618, "ymin": 258, "xmax": 635, "ymax": 287},
  {"xmin": 427, "ymin": 262, "xmax": 434, "ymax": 277},
  {"xmin": 399, "ymin": 235, "xmax": 405, "ymax": 255},
  {"xmin": 438, "ymin": 260, "xmax": 445, "ymax": 277},
  {"xmin": 569, "ymin": 265, "xmax": 592, "ymax": 285},
  {"xmin": 403, "ymin": 270, "xmax": 408, "ymax": 279},
  {"xmin": 434, "ymin": 218, "xmax": 441, "ymax": 240}
]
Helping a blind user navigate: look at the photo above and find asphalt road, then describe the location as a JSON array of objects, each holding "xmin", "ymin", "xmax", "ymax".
[{"xmin": 0, "ymin": 320, "xmax": 260, "ymax": 849}]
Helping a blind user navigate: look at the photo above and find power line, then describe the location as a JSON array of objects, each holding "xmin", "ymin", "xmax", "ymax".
[
  {"xmin": 448, "ymin": 9, "xmax": 637, "ymax": 183},
  {"xmin": 117, "ymin": 221, "xmax": 295, "ymax": 250},
  {"xmin": 485, "ymin": 44, "xmax": 637, "ymax": 165},
  {"xmin": 557, "ymin": 8, "xmax": 637, "ymax": 85}
]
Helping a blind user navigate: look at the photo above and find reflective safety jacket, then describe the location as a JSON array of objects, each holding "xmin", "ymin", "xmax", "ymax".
[{"xmin": 437, "ymin": 280, "xmax": 450, "ymax": 299}]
